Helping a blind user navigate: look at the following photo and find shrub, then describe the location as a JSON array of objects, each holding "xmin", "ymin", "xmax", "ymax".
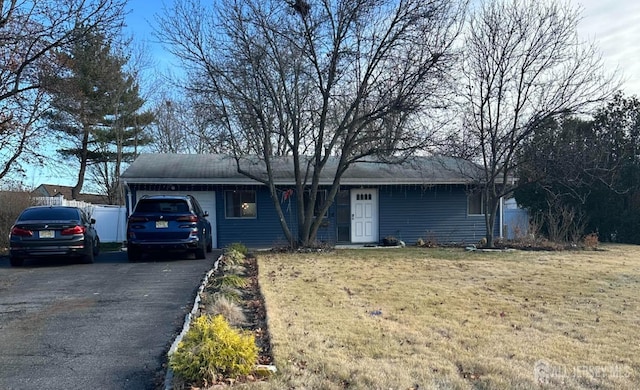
[
  {"xmin": 416, "ymin": 235, "xmax": 438, "ymax": 248},
  {"xmin": 207, "ymin": 295, "xmax": 247, "ymax": 326},
  {"xmin": 217, "ymin": 274, "xmax": 248, "ymax": 289},
  {"xmin": 224, "ymin": 263, "xmax": 246, "ymax": 276},
  {"xmin": 0, "ymin": 190, "xmax": 32, "ymax": 250},
  {"xmin": 583, "ymin": 233, "xmax": 599, "ymax": 250},
  {"xmin": 213, "ymin": 287, "xmax": 243, "ymax": 303},
  {"xmin": 224, "ymin": 248, "xmax": 246, "ymax": 266},
  {"xmin": 382, "ymin": 236, "xmax": 399, "ymax": 246},
  {"xmin": 170, "ymin": 315, "xmax": 258, "ymax": 383},
  {"xmin": 226, "ymin": 242, "xmax": 248, "ymax": 256}
]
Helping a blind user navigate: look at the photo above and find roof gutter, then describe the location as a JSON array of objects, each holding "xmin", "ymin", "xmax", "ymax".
[{"xmin": 122, "ymin": 178, "xmax": 478, "ymax": 186}]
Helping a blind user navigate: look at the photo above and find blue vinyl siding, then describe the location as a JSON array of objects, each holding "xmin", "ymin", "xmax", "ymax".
[
  {"xmin": 127, "ymin": 184, "xmax": 297, "ymax": 248},
  {"xmin": 216, "ymin": 186, "xmax": 294, "ymax": 248},
  {"xmin": 377, "ymin": 185, "xmax": 495, "ymax": 245},
  {"xmin": 127, "ymin": 183, "xmax": 496, "ymax": 248},
  {"xmin": 216, "ymin": 186, "xmax": 336, "ymax": 248}
]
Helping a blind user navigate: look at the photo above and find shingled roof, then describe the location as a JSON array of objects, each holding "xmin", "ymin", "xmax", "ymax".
[
  {"xmin": 31, "ymin": 184, "xmax": 107, "ymax": 203},
  {"xmin": 122, "ymin": 154, "xmax": 483, "ymax": 186}
]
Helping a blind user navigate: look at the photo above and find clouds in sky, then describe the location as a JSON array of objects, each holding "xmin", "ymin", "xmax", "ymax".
[{"xmin": 573, "ymin": 0, "xmax": 640, "ymax": 96}]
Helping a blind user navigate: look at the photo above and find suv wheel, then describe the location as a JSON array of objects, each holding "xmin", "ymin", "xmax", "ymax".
[
  {"xmin": 206, "ymin": 236, "xmax": 213, "ymax": 253},
  {"xmin": 128, "ymin": 247, "xmax": 142, "ymax": 262},
  {"xmin": 194, "ymin": 243, "xmax": 206, "ymax": 259}
]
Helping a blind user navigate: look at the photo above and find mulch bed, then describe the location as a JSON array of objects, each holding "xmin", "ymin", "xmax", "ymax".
[{"xmin": 239, "ymin": 254, "xmax": 274, "ymax": 366}]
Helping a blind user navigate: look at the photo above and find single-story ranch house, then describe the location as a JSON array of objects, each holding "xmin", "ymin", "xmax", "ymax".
[{"xmin": 121, "ymin": 154, "xmax": 504, "ymax": 249}]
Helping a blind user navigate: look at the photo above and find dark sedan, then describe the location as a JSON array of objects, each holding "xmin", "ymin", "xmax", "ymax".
[{"xmin": 8, "ymin": 206, "xmax": 100, "ymax": 266}]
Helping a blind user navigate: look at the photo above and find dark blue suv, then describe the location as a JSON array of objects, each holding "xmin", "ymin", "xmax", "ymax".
[{"xmin": 126, "ymin": 195, "xmax": 213, "ymax": 261}]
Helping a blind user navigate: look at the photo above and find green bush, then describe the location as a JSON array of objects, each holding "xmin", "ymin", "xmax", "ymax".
[
  {"xmin": 216, "ymin": 274, "xmax": 248, "ymax": 289},
  {"xmin": 170, "ymin": 315, "xmax": 258, "ymax": 383}
]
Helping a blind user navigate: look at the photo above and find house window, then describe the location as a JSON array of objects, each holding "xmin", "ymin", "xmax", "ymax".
[
  {"xmin": 303, "ymin": 189, "xmax": 328, "ymax": 218},
  {"xmin": 468, "ymin": 191, "xmax": 484, "ymax": 215},
  {"xmin": 225, "ymin": 190, "xmax": 257, "ymax": 218}
]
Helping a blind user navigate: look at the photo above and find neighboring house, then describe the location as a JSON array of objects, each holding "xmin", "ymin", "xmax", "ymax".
[
  {"xmin": 31, "ymin": 184, "xmax": 107, "ymax": 204},
  {"xmin": 121, "ymin": 154, "xmax": 504, "ymax": 249}
]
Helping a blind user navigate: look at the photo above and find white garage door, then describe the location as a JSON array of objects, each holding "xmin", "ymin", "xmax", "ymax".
[{"xmin": 135, "ymin": 190, "xmax": 217, "ymax": 248}]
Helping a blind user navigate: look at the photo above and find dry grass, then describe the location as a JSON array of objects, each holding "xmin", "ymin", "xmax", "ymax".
[
  {"xmin": 203, "ymin": 295, "xmax": 247, "ymax": 327},
  {"xmin": 235, "ymin": 244, "xmax": 640, "ymax": 389}
]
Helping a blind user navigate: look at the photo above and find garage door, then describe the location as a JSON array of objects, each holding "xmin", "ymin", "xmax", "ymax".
[{"xmin": 135, "ymin": 190, "xmax": 217, "ymax": 248}]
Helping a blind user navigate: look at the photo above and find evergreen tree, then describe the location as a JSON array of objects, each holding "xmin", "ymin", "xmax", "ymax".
[
  {"xmin": 92, "ymin": 73, "xmax": 153, "ymax": 204},
  {"xmin": 45, "ymin": 26, "xmax": 152, "ymax": 201},
  {"xmin": 515, "ymin": 93, "xmax": 640, "ymax": 243}
]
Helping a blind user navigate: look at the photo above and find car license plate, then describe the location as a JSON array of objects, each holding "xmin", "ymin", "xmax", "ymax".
[
  {"xmin": 39, "ymin": 230, "xmax": 55, "ymax": 238},
  {"xmin": 156, "ymin": 221, "xmax": 168, "ymax": 228}
]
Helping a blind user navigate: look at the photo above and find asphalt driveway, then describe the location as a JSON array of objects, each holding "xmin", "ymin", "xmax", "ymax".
[{"xmin": 0, "ymin": 250, "xmax": 217, "ymax": 390}]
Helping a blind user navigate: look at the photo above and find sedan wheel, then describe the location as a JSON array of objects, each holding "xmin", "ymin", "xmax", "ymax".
[
  {"xmin": 9, "ymin": 256, "xmax": 24, "ymax": 267},
  {"xmin": 81, "ymin": 248, "xmax": 95, "ymax": 264},
  {"xmin": 93, "ymin": 237, "xmax": 100, "ymax": 257}
]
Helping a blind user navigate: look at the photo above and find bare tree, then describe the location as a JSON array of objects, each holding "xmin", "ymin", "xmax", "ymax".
[
  {"xmin": 158, "ymin": 0, "xmax": 466, "ymax": 247},
  {"xmin": 148, "ymin": 93, "xmax": 231, "ymax": 154},
  {"xmin": 0, "ymin": 0, "xmax": 126, "ymax": 182},
  {"xmin": 446, "ymin": 0, "xmax": 618, "ymax": 247}
]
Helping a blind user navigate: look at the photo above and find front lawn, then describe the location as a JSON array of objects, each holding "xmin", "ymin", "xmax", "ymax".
[{"xmin": 242, "ymin": 245, "xmax": 639, "ymax": 389}]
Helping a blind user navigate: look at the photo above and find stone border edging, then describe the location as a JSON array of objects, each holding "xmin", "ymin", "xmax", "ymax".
[{"xmin": 163, "ymin": 256, "xmax": 221, "ymax": 390}]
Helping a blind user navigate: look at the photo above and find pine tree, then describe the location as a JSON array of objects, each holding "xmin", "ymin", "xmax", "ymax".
[
  {"xmin": 45, "ymin": 26, "xmax": 152, "ymax": 202},
  {"xmin": 93, "ymin": 75, "xmax": 153, "ymax": 204}
]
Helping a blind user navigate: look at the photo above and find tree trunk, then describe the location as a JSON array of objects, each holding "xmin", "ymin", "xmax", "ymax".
[
  {"xmin": 484, "ymin": 189, "xmax": 500, "ymax": 248},
  {"xmin": 72, "ymin": 124, "xmax": 91, "ymax": 200}
]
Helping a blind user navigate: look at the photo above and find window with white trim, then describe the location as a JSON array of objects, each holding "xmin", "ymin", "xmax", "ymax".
[{"xmin": 225, "ymin": 190, "xmax": 257, "ymax": 218}]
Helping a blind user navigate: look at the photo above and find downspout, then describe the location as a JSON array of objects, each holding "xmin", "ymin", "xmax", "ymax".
[
  {"xmin": 499, "ymin": 196, "xmax": 504, "ymax": 239},
  {"xmin": 123, "ymin": 181, "xmax": 133, "ymax": 216}
]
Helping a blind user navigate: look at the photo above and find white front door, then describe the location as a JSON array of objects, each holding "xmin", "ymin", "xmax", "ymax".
[{"xmin": 351, "ymin": 189, "xmax": 378, "ymax": 243}]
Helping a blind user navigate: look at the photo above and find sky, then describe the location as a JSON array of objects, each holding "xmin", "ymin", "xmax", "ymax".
[
  {"xmin": 573, "ymin": 0, "xmax": 640, "ymax": 96},
  {"xmin": 16, "ymin": 0, "xmax": 640, "ymax": 189},
  {"xmin": 122, "ymin": 0, "xmax": 640, "ymax": 96}
]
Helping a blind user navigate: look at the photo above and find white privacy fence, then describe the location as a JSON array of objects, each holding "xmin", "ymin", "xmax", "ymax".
[
  {"xmin": 31, "ymin": 197, "xmax": 126, "ymax": 243},
  {"xmin": 32, "ymin": 196, "xmax": 93, "ymax": 210},
  {"xmin": 91, "ymin": 205, "xmax": 127, "ymax": 243}
]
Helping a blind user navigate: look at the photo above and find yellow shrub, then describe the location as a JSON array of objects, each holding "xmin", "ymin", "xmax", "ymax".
[{"xmin": 169, "ymin": 315, "xmax": 258, "ymax": 383}]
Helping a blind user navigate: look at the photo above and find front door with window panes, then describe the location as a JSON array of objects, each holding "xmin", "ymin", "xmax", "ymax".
[{"xmin": 350, "ymin": 189, "xmax": 378, "ymax": 243}]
